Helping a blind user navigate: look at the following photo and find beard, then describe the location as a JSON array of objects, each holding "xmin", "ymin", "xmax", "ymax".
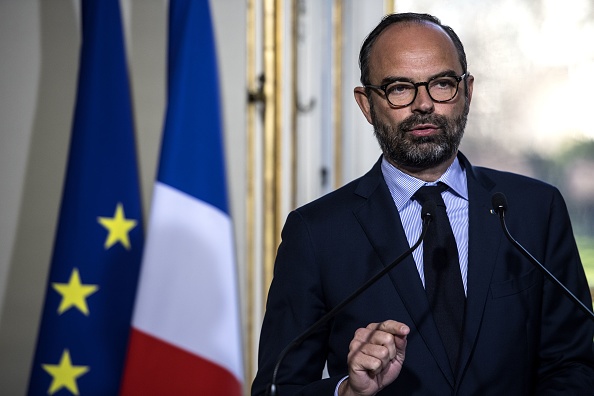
[{"xmin": 371, "ymin": 99, "xmax": 469, "ymax": 169}]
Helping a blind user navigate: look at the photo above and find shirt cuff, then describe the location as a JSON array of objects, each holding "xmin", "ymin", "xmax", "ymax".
[{"xmin": 334, "ymin": 375, "xmax": 349, "ymax": 396}]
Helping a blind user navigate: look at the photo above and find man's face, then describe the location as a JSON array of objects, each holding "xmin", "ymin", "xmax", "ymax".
[
  {"xmin": 355, "ymin": 22, "xmax": 474, "ymax": 171},
  {"xmin": 370, "ymin": 91, "xmax": 470, "ymax": 169}
]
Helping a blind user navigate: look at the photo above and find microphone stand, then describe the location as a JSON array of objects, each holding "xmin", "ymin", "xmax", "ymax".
[
  {"xmin": 267, "ymin": 204, "xmax": 434, "ymax": 396},
  {"xmin": 493, "ymin": 194, "xmax": 594, "ymax": 322}
]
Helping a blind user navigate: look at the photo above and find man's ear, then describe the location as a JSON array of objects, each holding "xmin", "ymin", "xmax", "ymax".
[
  {"xmin": 354, "ymin": 87, "xmax": 374, "ymax": 125},
  {"xmin": 465, "ymin": 74, "xmax": 474, "ymax": 105}
]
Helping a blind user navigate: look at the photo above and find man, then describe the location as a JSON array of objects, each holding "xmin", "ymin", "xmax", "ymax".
[{"xmin": 252, "ymin": 13, "xmax": 594, "ymax": 395}]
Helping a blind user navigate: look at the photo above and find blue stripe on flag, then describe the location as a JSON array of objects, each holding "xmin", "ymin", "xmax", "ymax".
[
  {"xmin": 156, "ymin": 0, "xmax": 229, "ymax": 214},
  {"xmin": 27, "ymin": 0, "xmax": 144, "ymax": 394}
]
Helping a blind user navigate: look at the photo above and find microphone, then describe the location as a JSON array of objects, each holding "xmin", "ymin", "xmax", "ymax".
[
  {"xmin": 267, "ymin": 201, "xmax": 437, "ymax": 396},
  {"xmin": 491, "ymin": 192, "xmax": 594, "ymax": 321}
]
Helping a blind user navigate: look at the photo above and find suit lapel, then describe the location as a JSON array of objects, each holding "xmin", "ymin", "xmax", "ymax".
[
  {"xmin": 455, "ymin": 154, "xmax": 503, "ymax": 385},
  {"xmin": 352, "ymin": 160, "xmax": 455, "ymax": 386}
]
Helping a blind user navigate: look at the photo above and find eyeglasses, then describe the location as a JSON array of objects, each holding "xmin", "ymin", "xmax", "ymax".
[{"xmin": 365, "ymin": 73, "xmax": 467, "ymax": 108}]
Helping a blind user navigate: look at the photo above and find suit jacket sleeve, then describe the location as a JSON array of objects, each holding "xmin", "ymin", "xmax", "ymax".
[
  {"xmin": 533, "ymin": 188, "xmax": 594, "ymax": 393},
  {"xmin": 251, "ymin": 210, "xmax": 345, "ymax": 396}
]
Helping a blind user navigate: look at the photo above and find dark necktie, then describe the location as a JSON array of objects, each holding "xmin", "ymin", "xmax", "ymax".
[{"xmin": 413, "ymin": 183, "xmax": 465, "ymax": 372}]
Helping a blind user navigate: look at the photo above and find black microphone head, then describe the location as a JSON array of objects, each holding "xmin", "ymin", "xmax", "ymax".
[
  {"xmin": 491, "ymin": 192, "xmax": 508, "ymax": 214},
  {"xmin": 421, "ymin": 200, "xmax": 437, "ymax": 222}
]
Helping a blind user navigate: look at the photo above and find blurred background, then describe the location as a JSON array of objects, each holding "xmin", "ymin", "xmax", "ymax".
[{"xmin": 1, "ymin": 0, "xmax": 592, "ymax": 393}]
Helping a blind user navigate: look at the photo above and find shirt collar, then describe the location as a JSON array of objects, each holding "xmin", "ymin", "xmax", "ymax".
[{"xmin": 381, "ymin": 155, "xmax": 468, "ymax": 211}]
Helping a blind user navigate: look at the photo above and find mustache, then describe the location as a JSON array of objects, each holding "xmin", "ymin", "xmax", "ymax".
[{"xmin": 398, "ymin": 113, "xmax": 449, "ymax": 132}]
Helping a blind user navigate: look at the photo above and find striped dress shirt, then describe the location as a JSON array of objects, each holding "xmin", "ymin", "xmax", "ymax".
[{"xmin": 381, "ymin": 156, "xmax": 469, "ymax": 294}]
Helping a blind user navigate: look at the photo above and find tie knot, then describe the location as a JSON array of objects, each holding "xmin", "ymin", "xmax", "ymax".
[{"xmin": 414, "ymin": 182, "xmax": 448, "ymax": 206}]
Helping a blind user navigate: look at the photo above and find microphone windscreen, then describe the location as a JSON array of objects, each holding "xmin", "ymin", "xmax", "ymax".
[
  {"xmin": 491, "ymin": 192, "xmax": 508, "ymax": 214},
  {"xmin": 421, "ymin": 200, "xmax": 437, "ymax": 221}
]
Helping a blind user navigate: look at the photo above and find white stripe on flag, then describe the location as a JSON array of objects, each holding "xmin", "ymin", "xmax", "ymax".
[{"xmin": 131, "ymin": 181, "xmax": 243, "ymax": 382}]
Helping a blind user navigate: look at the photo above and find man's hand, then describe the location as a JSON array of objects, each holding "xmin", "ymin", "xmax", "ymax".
[{"xmin": 339, "ymin": 320, "xmax": 409, "ymax": 396}]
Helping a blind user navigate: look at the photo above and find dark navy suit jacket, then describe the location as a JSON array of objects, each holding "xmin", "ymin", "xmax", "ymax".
[{"xmin": 252, "ymin": 153, "xmax": 594, "ymax": 395}]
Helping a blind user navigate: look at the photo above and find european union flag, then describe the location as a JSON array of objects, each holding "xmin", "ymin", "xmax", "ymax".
[{"xmin": 27, "ymin": 0, "xmax": 144, "ymax": 394}]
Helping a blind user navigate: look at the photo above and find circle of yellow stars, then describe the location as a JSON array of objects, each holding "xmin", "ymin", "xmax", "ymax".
[{"xmin": 41, "ymin": 202, "xmax": 138, "ymax": 395}]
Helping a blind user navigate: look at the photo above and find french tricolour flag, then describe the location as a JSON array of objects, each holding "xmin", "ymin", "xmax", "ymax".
[{"xmin": 120, "ymin": 0, "xmax": 243, "ymax": 394}]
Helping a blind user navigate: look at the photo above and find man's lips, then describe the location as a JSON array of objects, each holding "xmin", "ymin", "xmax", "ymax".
[{"xmin": 408, "ymin": 124, "xmax": 440, "ymax": 136}]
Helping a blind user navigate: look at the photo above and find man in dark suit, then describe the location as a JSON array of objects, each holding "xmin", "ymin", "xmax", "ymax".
[{"xmin": 252, "ymin": 13, "xmax": 594, "ymax": 395}]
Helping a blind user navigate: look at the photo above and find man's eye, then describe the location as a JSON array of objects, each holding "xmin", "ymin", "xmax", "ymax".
[
  {"xmin": 386, "ymin": 83, "xmax": 413, "ymax": 95},
  {"xmin": 431, "ymin": 78, "xmax": 457, "ymax": 89}
]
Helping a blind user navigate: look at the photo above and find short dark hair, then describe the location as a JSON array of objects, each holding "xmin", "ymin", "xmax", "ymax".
[{"xmin": 359, "ymin": 13, "xmax": 468, "ymax": 85}]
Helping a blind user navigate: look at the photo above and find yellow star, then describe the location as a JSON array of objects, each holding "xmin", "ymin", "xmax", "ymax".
[
  {"xmin": 42, "ymin": 349, "xmax": 89, "ymax": 395},
  {"xmin": 52, "ymin": 268, "xmax": 99, "ymax": 316},
  {"xmin": 97, "ymin": 202, "xmax": 138, "ymax": 250}
]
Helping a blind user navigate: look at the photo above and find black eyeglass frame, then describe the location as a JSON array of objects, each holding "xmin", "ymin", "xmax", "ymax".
[{"xmin": 364, "ymin": 72, "xmax": 468, "ymax": 108}]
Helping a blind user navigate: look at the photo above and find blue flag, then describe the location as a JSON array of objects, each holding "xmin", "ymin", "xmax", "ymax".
[
  {"xmin": 156, "ymin": 0, "xmax": 228, "ymax": 213},
  {"xmin": 28, "ymin": 0, "xmax": 144, "ymax": 394}
]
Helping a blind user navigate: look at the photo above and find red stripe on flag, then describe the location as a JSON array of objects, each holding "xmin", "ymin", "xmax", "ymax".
[{"xmin": 120, "ymin": 328, "xmax": 242, "ymax": 396}]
